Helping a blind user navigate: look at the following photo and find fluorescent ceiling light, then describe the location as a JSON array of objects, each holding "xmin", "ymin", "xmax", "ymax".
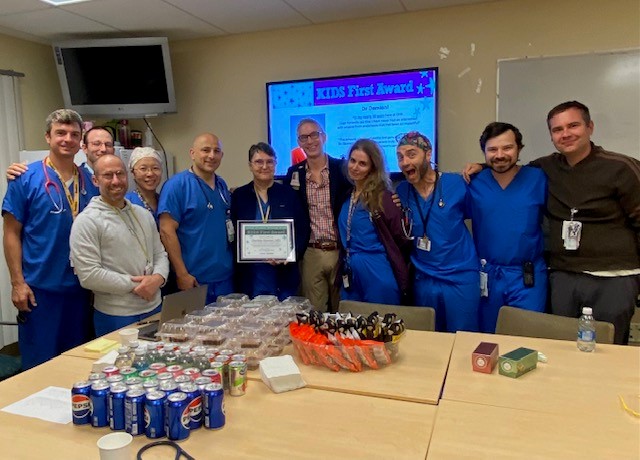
[{"xmin": 40, "ymin": 0, "xmax": 93, "ymax": 5}]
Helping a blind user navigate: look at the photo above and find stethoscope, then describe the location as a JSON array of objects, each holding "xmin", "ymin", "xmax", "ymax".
[
  {"xmin": 42, "ymin": 159, "xmax": 87, "ymax": 214},
  {"xmin": 191, "ymin": 169, "xmax": 230, "ymax": 210},
  {"xmin": 400, "ymin": 171, "xmax": 445, "ymax": 239}
]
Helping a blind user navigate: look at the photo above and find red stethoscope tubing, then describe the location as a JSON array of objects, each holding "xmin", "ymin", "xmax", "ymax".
[{"xmin": 42, "ymin": 159, "xmax": 86, "ymax": 214}]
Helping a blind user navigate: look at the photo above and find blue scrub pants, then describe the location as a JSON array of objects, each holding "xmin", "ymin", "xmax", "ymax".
[
  {"xmin": 341, "ymin": 252, "xmax": 401, "ymax": 305},
  {"xmin": 205, "ymin": 277, "xmax": 234, "ymax": 305},
  {"xmin": 480, "ymin": 263, "xmax": 547, "ymax": 333},
  {"xmin": 414, "ymin": 272, "xmax": 480, "ymax": 332},
  {"xmin": 18, "ymin": 287, "xmax": 92, "ymax": 370},
  {"xmin": 94, "ymin": 304, "xmax": 162, "ymax": 337}
]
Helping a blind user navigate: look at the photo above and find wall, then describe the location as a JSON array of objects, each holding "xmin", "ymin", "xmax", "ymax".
[{"xmin": 0, "ymin": 33, "xmax": 62, "ymax": 150}]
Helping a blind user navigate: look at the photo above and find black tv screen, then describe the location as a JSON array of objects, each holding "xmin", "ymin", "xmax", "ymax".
[{"xmin": 267, "ymin": 67, "xmax": 438, "ymax": 176}]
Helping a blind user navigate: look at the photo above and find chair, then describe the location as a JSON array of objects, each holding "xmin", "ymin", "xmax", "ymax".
[
  {"xmin": 338, "ymin": 300, "xmax": 435, "ymax": 331},
  {"xmin": 495, "ymin": 306, "xmax": 615, "ymax": 344}
]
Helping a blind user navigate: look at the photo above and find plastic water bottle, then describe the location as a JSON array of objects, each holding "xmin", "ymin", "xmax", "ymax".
[
  {"xmin": 577, "ymin": 306, "xmax": 596, "ymax": 352},
  {"xmin": 114, "ymin": 346, "xmax": 131, "ymax": 368}
]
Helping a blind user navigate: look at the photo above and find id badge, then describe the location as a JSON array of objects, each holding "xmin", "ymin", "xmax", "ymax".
[
  {"xmin": 342, "ymin": 274, "xmax": 351, "ymax": 289},
  {"xmin": 479, "ymin": 271, "xmax": 488, "ymax": 297},
  {"xmin": 417, "ymin": 236, "xmax": 431, "ymax": 252},
  {"xmin": 226, "ymin": 218, "xmax": 235, "ymax": 243},
  {"xmin": 290, "ymin": 171, "xmax": 300, "ymax": 189},
  {"xmin": 562, "ymin": 220, "xmax": 582, "ymax": 250}
]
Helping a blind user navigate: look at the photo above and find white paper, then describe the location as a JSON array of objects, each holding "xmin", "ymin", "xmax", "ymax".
[{"xmin": 1, "ymin": 386, "xmax": 72, "ymax": 424}]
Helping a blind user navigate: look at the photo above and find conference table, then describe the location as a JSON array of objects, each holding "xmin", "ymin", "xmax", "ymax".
[{"xmin": 0, "ymin": 354, "xmax": 436, "ymax": 460}]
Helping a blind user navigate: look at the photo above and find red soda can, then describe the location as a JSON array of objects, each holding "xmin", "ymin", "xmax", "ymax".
[
  {"xmin": 182, "ymin": 367, "xmax": 201, "ymax": 381},
  {"xmin": 138, "ymin": 369, "xmax": 157, "ymax": 382},
  {"xmin": 166, "ymin": 364, "xmax": 183, "ymax": 378},
  {"xmin": 102, "ymin": 366, "xmax": 120, "ymax": 378},
  {"xmin": 156, "ymin": 372, "xmax": 173, "ymax": 383},
  {"xmin": 174, "ymin": 374, "xmax": 191, "ymax": 385},
  {"xmin": 201, "ymin": 369, "xmax": 222, "ymax": 385},
  {"xmin": 148, "ymin": 362, "xmax": 166, "ymax": 374}
]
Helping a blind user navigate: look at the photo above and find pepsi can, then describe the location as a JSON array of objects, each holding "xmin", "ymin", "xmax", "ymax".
[
  {"xmin": 194, "ymin": 376, "xmax": 212, "ymax": 392},
  {"xmin": 174, "ymin": 374, "xmax": 191, "ymax": 385},
  {"xmin": 88, "ymin": 372, "xmax": 106, "ymax": 382},
  {"xmin": 144, "ymin": 390, "xmax": 166, "ymax": 438},
  {"xmin": 166, "ymin": 392, "xmax": 190, "ymax": 441},
  {"xmin": 125, "ymin": 377, "xmax": 143, "ymax": 388},
  {"xmin": 201, "ymin": 369, "xmax": 222, "ymax": 385},
  {"xmin": 71, "ymin": 381, "xmax": 92, "ymax": 425},
  {"xmin": 178, "ymin": 383, "xmax": 202, "ymax": 430},
  {"xmin": 143, "ymin": 380, "xmax": 159, "ymax": 393},
  {"xmin": 125, "ymin": 389, "xmax": 146, "ymax": 436},
  {"xmin": 159, "ymin": 380, "xmax": 179, "ymax": 397},
  {"xmin": 108, "ymin": 384, "xmax": 127, "ymax": 431},
  {"xmin": 106, "ymin": 374, "xmax": 124, "ymax": 385},
  {"xmin": 156, "ymin": 372, "xmax": 174, "ymax": 383},
  {"xmin": 203, "ymin": 383, "xmax": 225, "ymax": 430},
  {"xmin": 90, "ymin": 381, "xmax": 110, "ymax": 427}
]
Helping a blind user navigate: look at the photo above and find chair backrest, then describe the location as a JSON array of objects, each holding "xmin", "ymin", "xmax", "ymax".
[
  {"xmin": 338, "ymin": 300, "xmax": 435, "ymax": 331},
  {"xmin": 495, "ymin": 306, "xmax": 615, "ymax": 344}
]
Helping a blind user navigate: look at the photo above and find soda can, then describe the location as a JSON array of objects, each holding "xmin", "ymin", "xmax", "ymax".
[
  {"xmin": 178, "ymin": 383, "xmax": 203, "ymax": 430},
  {"xmin": 106, "ymin": 374, "xmax": 124, "ymax": 385},
  {"xmin": 174, "ymin": 374, "xmax": 191, "ymax": 385},
  {"xmin": 148, "ymin": 362, "xmax": 166, "ymax": 374},
  {"xmin": 138, "ymin": 369, "xmax": 158, "ymax": 382},
  {"xmin": 71, "ymin": 381, "xmax": 92, "ymax": 425},
  {"xmin": 214, "ymin": 355, "xmax": 230, "ymax": 390},
  {"xmin": 159, "ymin": 380, "xmax": 179, "ymax": 397},
  {"xmin": 125, "ymin": 377, "xmax": 143, "ymax": 388},
  {"xmin": 201, "ymin": 369, "xmax": 222, "ymax": 385},
  {"xmin": 229, "ymin": 361, "xmax": 247, "ymax": 396},
  {"xmin": 156, "ymin": 372, "xmax": 174, "ymax": 383},
  {"xmin": 231, "ymin": 354, "xmax": 246, "ymax": 363},
  {"xmin": 109, "ymin": 384, "xmax": 127, "ymax": 431},
  {"xmin": 202, "ymin": 383, "xmax": 225, "ymax": 429},
  {"xmin": 166, "ymin": 392, "xmax": 191, "ymax": 441},
  {"xmin": 219, "ymin": 349, "xmax": 235, "ymax": 357},
  {"xmin": 125, "ymin": 389, "xmax": 146, "ymax": 436},
  {"xmin": 144, "ymin": 390, "xmax": 166, "ymax": 439},
  {"xmin": 182, "ymin": 367, "xmax": 201, "ymax": 381},
  {"xmin": 143, "ymin": 380, "xmax": 159, "ymax": 393},
  {"xmin": 166, "ymin": 364, "xmax": 183, "ymax": 378},
  {"xmin": 90, "ymin": 381, "xmax": 110, "ymax": 427},
  {"xmin": 102, "ymin": 365, "xmax": 120, "ymax": 378},
  {"xmin": 120, "ymin": 366, "xmax": 138, "ymax": 380},
  {"xmin": 88, "ymin": 372, "xmax": 106, "ymax": 382},
  {"xmin": 194, "ymin": 376, "xmax": 212, "ymax": 392}
]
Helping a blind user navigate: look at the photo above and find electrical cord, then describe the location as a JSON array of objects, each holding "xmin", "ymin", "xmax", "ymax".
[
  {"xmin": 136, "ymin": 440, "xmax": 196, "ymax": 459},
  {"xmin": 143, "ymin": 117, "xmax": 169, "ymax": 177}
]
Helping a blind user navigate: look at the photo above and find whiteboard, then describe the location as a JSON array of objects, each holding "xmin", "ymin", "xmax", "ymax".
[{"xmin": 497, "ymin": 50, "xmax": 640, "ymax": 163}]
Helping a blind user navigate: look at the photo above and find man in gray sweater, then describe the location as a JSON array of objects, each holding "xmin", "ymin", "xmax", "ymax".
[{"xmin": 70, "ymin": 155, "xmax": 169, "ymax": 335}]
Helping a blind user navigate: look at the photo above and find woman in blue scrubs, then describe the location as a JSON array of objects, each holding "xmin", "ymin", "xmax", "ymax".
[
  {"xmin": 338, "ymin": 139, "xmax": 411, "ymax": 305},
  {"xmin": 230, "ymin": 143, "xmax": 308, "ymax": 300},
  {"xmin": 125, "ymin": 147, "xmax": 162, "ymax": 227}
]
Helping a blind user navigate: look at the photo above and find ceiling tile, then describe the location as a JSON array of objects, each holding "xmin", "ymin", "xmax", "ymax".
[
  {"xmin": 401, "ymin": 0, "xmax": 493, "ymax": 11},
  {"xmin": 286, "ymin": 0, "xmax": 405, "ymax": 24},
  {"xmin": 0, "ymin": 0, "xmax": 52, "ymax": 17}
]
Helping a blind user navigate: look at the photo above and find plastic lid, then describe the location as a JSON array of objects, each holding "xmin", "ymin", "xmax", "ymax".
[{"xmin": 582, "ymin": 307, "xmax": 593, "ymax": 315}]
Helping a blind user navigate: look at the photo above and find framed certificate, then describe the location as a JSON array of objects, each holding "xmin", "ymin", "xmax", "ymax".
[{"xmin": 237, "ymin": 219, "xmax": 296, "ymax": 263}]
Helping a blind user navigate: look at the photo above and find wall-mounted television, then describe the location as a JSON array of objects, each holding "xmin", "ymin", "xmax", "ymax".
[
  {"xmin": 267, "ymin": 67, "xmax": 438, "ymax": 176},
  {"xmin": 53, "ymin": 37, "xmax": 177, "ymax": 118}
]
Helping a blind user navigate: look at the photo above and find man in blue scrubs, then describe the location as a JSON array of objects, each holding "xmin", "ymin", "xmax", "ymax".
[
  {"xmin": 396, "ymin": 132, "xmax": 480, "ymax": 332},
  {"xmin": 2, "ymin": 109, "xmax": 94, "ymax": 369},
  {"xmin": 158, "ymin": 133, "xmax": 234, "ymax": 304},
  {"xmin": 467, "ymin": 122, "xmax": 547, "ymax": 332}
]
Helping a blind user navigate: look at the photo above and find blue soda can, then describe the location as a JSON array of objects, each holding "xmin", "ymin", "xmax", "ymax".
[
  {"xmin": 144, "ymin": 390, "xmax": 166, "ymax": 438},
  {"xmin": 108, "ymin": 384, "xmax": 127, "ymax": 431},
  {"xmin": 159, "ymin": 380, "xmax": 179, "ymax": 397},
  {"xmin": 106, "ymin": 374, "xmax": 124, "ymax": 385},
  {"xmin": 202, "ymin": 383, "xmax": 225, "ymax": 430},
  {"xmin": 88, "ymin": 372, "xmax": 106, "ymax": 383},
  {"xmin": 178, "ymin": 383, "xmax": 202, "ymax": 430},
  {"xmin": 90, "ymin": 381, "xmax": 110, "ymax": 427},
  {"xmin": 143, "ymin": 380, "xmax": 159, "ymax": 393},
  {"xmin": 166, "ymin": 392, "xmax": 191, "ymax": 441},
  {"xmin": 194, "ymin": 376, "xmax": 212, "ymax": 392},
  {"xmin": 125, "ymin": 389, "xmax": 146, "ymax": 436},
  {"xmin": 71, "ymin": 381, "xmax": 92, "ymax": 425}
]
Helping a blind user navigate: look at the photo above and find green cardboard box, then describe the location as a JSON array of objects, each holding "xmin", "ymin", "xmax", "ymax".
[{"xmin": 498, "ymin": 347, "xmax": 537, "ymax": 378}]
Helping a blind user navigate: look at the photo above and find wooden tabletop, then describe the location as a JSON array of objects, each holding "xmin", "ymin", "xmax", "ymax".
[
  {"xmin": 0, "ymin": 355, "xmax": 436, "ymax": 460},
  {"xmin": 249, "ymin": 329, "xmax": 456, "ymax": 404},
  {"xmin": 427, "ymin": 399, "xmax": 640, "ymax": 460},
  {"xmin": 442, "ymin": 331, "xmax": 640, "ymax": 418}
]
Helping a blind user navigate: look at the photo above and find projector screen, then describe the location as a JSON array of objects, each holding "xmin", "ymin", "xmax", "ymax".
[{"xmin": 267, "ymin": 67, "xmax": 438, "ymax": 176}]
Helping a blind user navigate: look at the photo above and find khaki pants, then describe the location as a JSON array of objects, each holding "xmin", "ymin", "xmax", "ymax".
[{"xmin": 301, "ymin": 247, "xmax": 340, "ymax": 312}]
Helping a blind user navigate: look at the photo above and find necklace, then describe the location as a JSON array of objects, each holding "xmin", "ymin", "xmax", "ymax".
[{"xmin": 134, "ymin": 189, "xmax": 156, "ymax": 214}]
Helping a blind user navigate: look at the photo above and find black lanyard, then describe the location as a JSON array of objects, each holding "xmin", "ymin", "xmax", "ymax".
[{"xmin": 411, "ymin": 172, "xmax": 439, "ymax": 237}]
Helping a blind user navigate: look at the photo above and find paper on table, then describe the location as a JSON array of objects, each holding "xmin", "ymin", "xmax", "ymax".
[{"xmin": 1, "ymin": 386, "xmax": 72, "ymax": 424}]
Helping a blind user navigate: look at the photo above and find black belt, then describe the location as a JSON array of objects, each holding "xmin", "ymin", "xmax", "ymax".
[{"xmin": 308, "ymin": 241, "xmax": 338, "ymax": 250}]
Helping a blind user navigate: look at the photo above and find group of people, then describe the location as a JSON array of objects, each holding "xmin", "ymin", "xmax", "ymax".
[{"xmin": 2, "ymin": 100, "xmax": 639, "ymax": 370}]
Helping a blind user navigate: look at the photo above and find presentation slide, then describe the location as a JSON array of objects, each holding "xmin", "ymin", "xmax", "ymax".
[{"xmin": 267, "ymin": 68, "xmax": 438, "ymax": 176}]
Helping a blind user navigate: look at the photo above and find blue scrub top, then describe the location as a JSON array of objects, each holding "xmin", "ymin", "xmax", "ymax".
[
  {"xmin": 338, "ymin": 200, "xmax": 385, "ymax": 255},
  {"xmin": 157, "ymin": 170, "xmax": 233, "ymax": 284},
  {"xmin": 397, "ymin": 173, "xmax": 479, "ymax": 283},
  {"xmin": 80, "ymin": 162, "xmax": 99, "ymax": 197},
  {"xmin": 126, "ymin": 191, "xmax": 159, "ymax": 228},
  {"xmin": 468, "ymin": 166, "xmax": 547, "ymax": 266},
  {"xmin": 2, "ymin": 160, "xmax": 95, "ymax": 292}
]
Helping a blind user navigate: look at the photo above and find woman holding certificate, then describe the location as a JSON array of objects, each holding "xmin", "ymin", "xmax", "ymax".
[
  {"xmin": 338, "ymin": 139, "xmax": 411, "ymax": 305},
  {"xmin": 230, "ymin": 143, "xmax": 309, "ymax": 300}
]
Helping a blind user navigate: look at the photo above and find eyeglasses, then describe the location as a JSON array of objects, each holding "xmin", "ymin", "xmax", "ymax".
[
  {"xmin": 88, "ymin": 140, "xmax": 115, "ymax": 148},
  {"xmin": 135, "ymin": 166, "xmax": 162, "ymax": 174},
  {"xmin": 251, "ymin": 159, "xmax": 276, "ymax": 168},
  {"xmin": 98, "ymin": 170, "xmax": 127, "ymax": 180},
  {"xmin": 297, "ymin": 131, "xmax": 323, "ymax": 143}
]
